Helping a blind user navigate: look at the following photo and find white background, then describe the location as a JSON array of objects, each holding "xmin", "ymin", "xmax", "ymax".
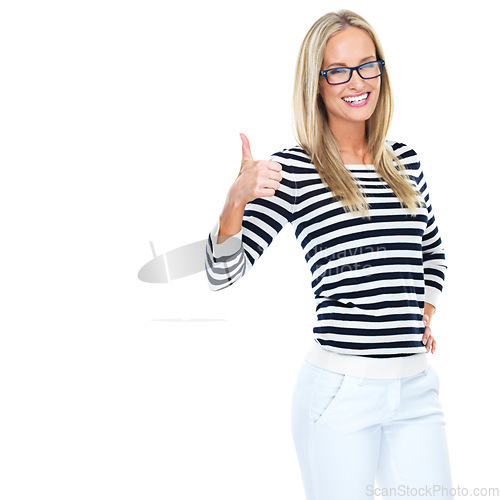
[{"xmin": 1, "ymin": 0, "xmax": 499, "ymax": 498}]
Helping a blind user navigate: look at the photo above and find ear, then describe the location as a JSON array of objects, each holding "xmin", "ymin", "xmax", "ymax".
[{"xmin": 317, "ymin": 78, "xmax": 323, "ymax": 96}]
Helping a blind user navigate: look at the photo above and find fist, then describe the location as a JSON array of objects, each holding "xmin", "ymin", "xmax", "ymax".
[{"xmin": 231, "ymin": 133, "xmax": 283, "ymax": 206}]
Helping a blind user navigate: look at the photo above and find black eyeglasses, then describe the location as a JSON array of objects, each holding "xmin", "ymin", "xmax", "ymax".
[{"xmin": 320, "ymin": 60, "xmax": 385, "ymax": 85}]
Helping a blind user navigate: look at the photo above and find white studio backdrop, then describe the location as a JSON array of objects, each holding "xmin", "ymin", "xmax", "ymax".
[{"xmin": 1, "ymin": 0, "xmax": 499, "ymax": 499}]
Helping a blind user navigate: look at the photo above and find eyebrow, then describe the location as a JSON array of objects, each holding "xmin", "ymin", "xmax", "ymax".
[{"xmin": 326, "ymin": 56, "xmax": 376, "ymax": 69}]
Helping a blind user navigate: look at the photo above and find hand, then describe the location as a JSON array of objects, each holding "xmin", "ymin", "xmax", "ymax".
[
  {"xmin": 229, "ymin": 133, "xmax": 283, "ymax": 207},
  {"xmin": 422, "ymin": 313, "xmax": 436, "ymax": 354}
]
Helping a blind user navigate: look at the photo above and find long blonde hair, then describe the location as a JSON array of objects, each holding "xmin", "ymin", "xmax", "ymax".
[{"xmin": 293, "ymin": 10, "xmax": 424, "ymax": 218}]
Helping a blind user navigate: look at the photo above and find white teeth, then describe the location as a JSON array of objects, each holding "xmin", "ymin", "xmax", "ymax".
[{"xmin": 342, "ymin": 92, "xmax": 369, "ymax": 103}]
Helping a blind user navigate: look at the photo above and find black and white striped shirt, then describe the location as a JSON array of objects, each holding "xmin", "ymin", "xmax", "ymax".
[{"xmin": 205, "ymin": 141, "xmax": 447, "ymax": 377}]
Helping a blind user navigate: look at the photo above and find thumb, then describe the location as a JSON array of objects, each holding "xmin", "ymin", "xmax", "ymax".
[
  {"xmin": 422, "ymin": 314, "xmax": 429, "ymax": 326},
  {"xmin": 240, "ymin": 133, "xmax": 254, "ymax": 162}
]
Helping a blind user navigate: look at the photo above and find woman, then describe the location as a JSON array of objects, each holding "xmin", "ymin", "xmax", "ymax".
[{"xmin": 205, "ymin": 10, "xmax": 454, "ymax": 500}]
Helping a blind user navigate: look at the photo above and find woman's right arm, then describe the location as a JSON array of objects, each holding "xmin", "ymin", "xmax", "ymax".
[{"xmin": 205, "ymin": 134, "xmax": 295, "ymax": 291}]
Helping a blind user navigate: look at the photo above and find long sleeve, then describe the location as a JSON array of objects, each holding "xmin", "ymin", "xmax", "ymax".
[
  {"xmin": 414, "ymin": 159, "xmax": 447, "ymax": 309},
  {"xmin": 205, "ymin": 151, "xmax": 297, "ymax": 291}
]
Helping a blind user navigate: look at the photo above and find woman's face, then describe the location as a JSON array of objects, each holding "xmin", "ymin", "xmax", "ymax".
[{"xmin": 318, "ymin": 27, "xmax": 381, "ymax": 130}]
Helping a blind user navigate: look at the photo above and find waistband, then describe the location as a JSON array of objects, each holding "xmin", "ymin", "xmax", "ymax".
[{"xmin": 304, "ymin": 340, "xmax": 429, "ymax": 379}]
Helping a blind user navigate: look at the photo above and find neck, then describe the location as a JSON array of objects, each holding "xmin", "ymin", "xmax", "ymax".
[{"xmin": 329, "ymin": 118, "xmax": 368, "ymax": 157}]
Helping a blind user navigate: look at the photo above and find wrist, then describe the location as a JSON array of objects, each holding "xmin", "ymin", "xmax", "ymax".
[{"xmin": 226, "ymin": 187, "xmax": 247, "ymax": 213}]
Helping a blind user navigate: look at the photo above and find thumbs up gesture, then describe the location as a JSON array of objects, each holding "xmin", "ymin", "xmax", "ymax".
[{"xmin": 230, "ymin": 133, "xmax": 283, "ymax": 208}]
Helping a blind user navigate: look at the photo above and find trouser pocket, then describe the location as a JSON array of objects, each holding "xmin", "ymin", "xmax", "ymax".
[
  {"xmin": 294, "ymin": 361, "xmax": 348, "ymax": 424},
  {"xmin": 291, "ymin": 360, "xmax": 352, "ymax": 432},
  {"xmin": 425, "ymin": 364, "xmax": 440, "ymax": 395},
  {"xmin": 308, "ymin": 363, "xmax": 349, "ymax": 425}
]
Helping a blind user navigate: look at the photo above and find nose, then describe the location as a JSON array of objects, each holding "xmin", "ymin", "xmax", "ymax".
[{"xmin": 348, "ymin": 69, "xmax": 365, "ymax": 89}]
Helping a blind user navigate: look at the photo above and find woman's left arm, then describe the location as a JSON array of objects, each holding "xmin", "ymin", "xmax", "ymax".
[{"xmin": 413, "ymin": 155, "xmax": 447, "ymax": 355}]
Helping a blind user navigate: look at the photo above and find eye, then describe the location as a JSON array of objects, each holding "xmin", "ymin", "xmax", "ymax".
[{"xmin": 330, "ymin": 67, "xmax": 350, "ymax": 75}]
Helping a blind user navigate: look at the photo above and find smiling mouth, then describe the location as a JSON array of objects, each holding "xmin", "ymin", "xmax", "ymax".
[{"xmin": 341, "ymin": 92, "xmax": 370, "ymax": 104}]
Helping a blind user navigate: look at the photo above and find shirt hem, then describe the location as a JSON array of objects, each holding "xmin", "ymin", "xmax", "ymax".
[{"xmin": 304, "ymin": 340, "xmax": 429, "ymax": 379}]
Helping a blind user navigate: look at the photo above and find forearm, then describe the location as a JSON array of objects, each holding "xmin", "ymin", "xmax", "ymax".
[
  {"xmin": 422, "ymin": 302, "xmax": 437, "ymax": 353},
  {"xmin": 424, "ymin": 302, "xmax": 436, "ymax": 324},
  {"xmin": 218, "ymin": 192, "xmax": 246, "ymax": 244}
]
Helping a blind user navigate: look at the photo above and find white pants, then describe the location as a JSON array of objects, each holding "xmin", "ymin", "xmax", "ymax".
[{"xmin": 291, "ymin": 360, "xmax": 454, "ymax": 499}]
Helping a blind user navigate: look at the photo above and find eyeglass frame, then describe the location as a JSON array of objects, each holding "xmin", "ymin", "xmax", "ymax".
[{"xmin": 319, "ymin": 59, "xmax": 385, "ymax": 85}]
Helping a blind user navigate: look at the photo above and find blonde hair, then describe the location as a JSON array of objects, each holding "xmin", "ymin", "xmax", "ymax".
[{"xmin": 293, "ymin": 10, "xmax": 424, "ymax": 218}]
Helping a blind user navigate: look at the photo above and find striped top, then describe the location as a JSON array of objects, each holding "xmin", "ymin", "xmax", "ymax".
[{"xmin": 205, "ymin": 141, "xmax": 447, "ymax": 378}]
